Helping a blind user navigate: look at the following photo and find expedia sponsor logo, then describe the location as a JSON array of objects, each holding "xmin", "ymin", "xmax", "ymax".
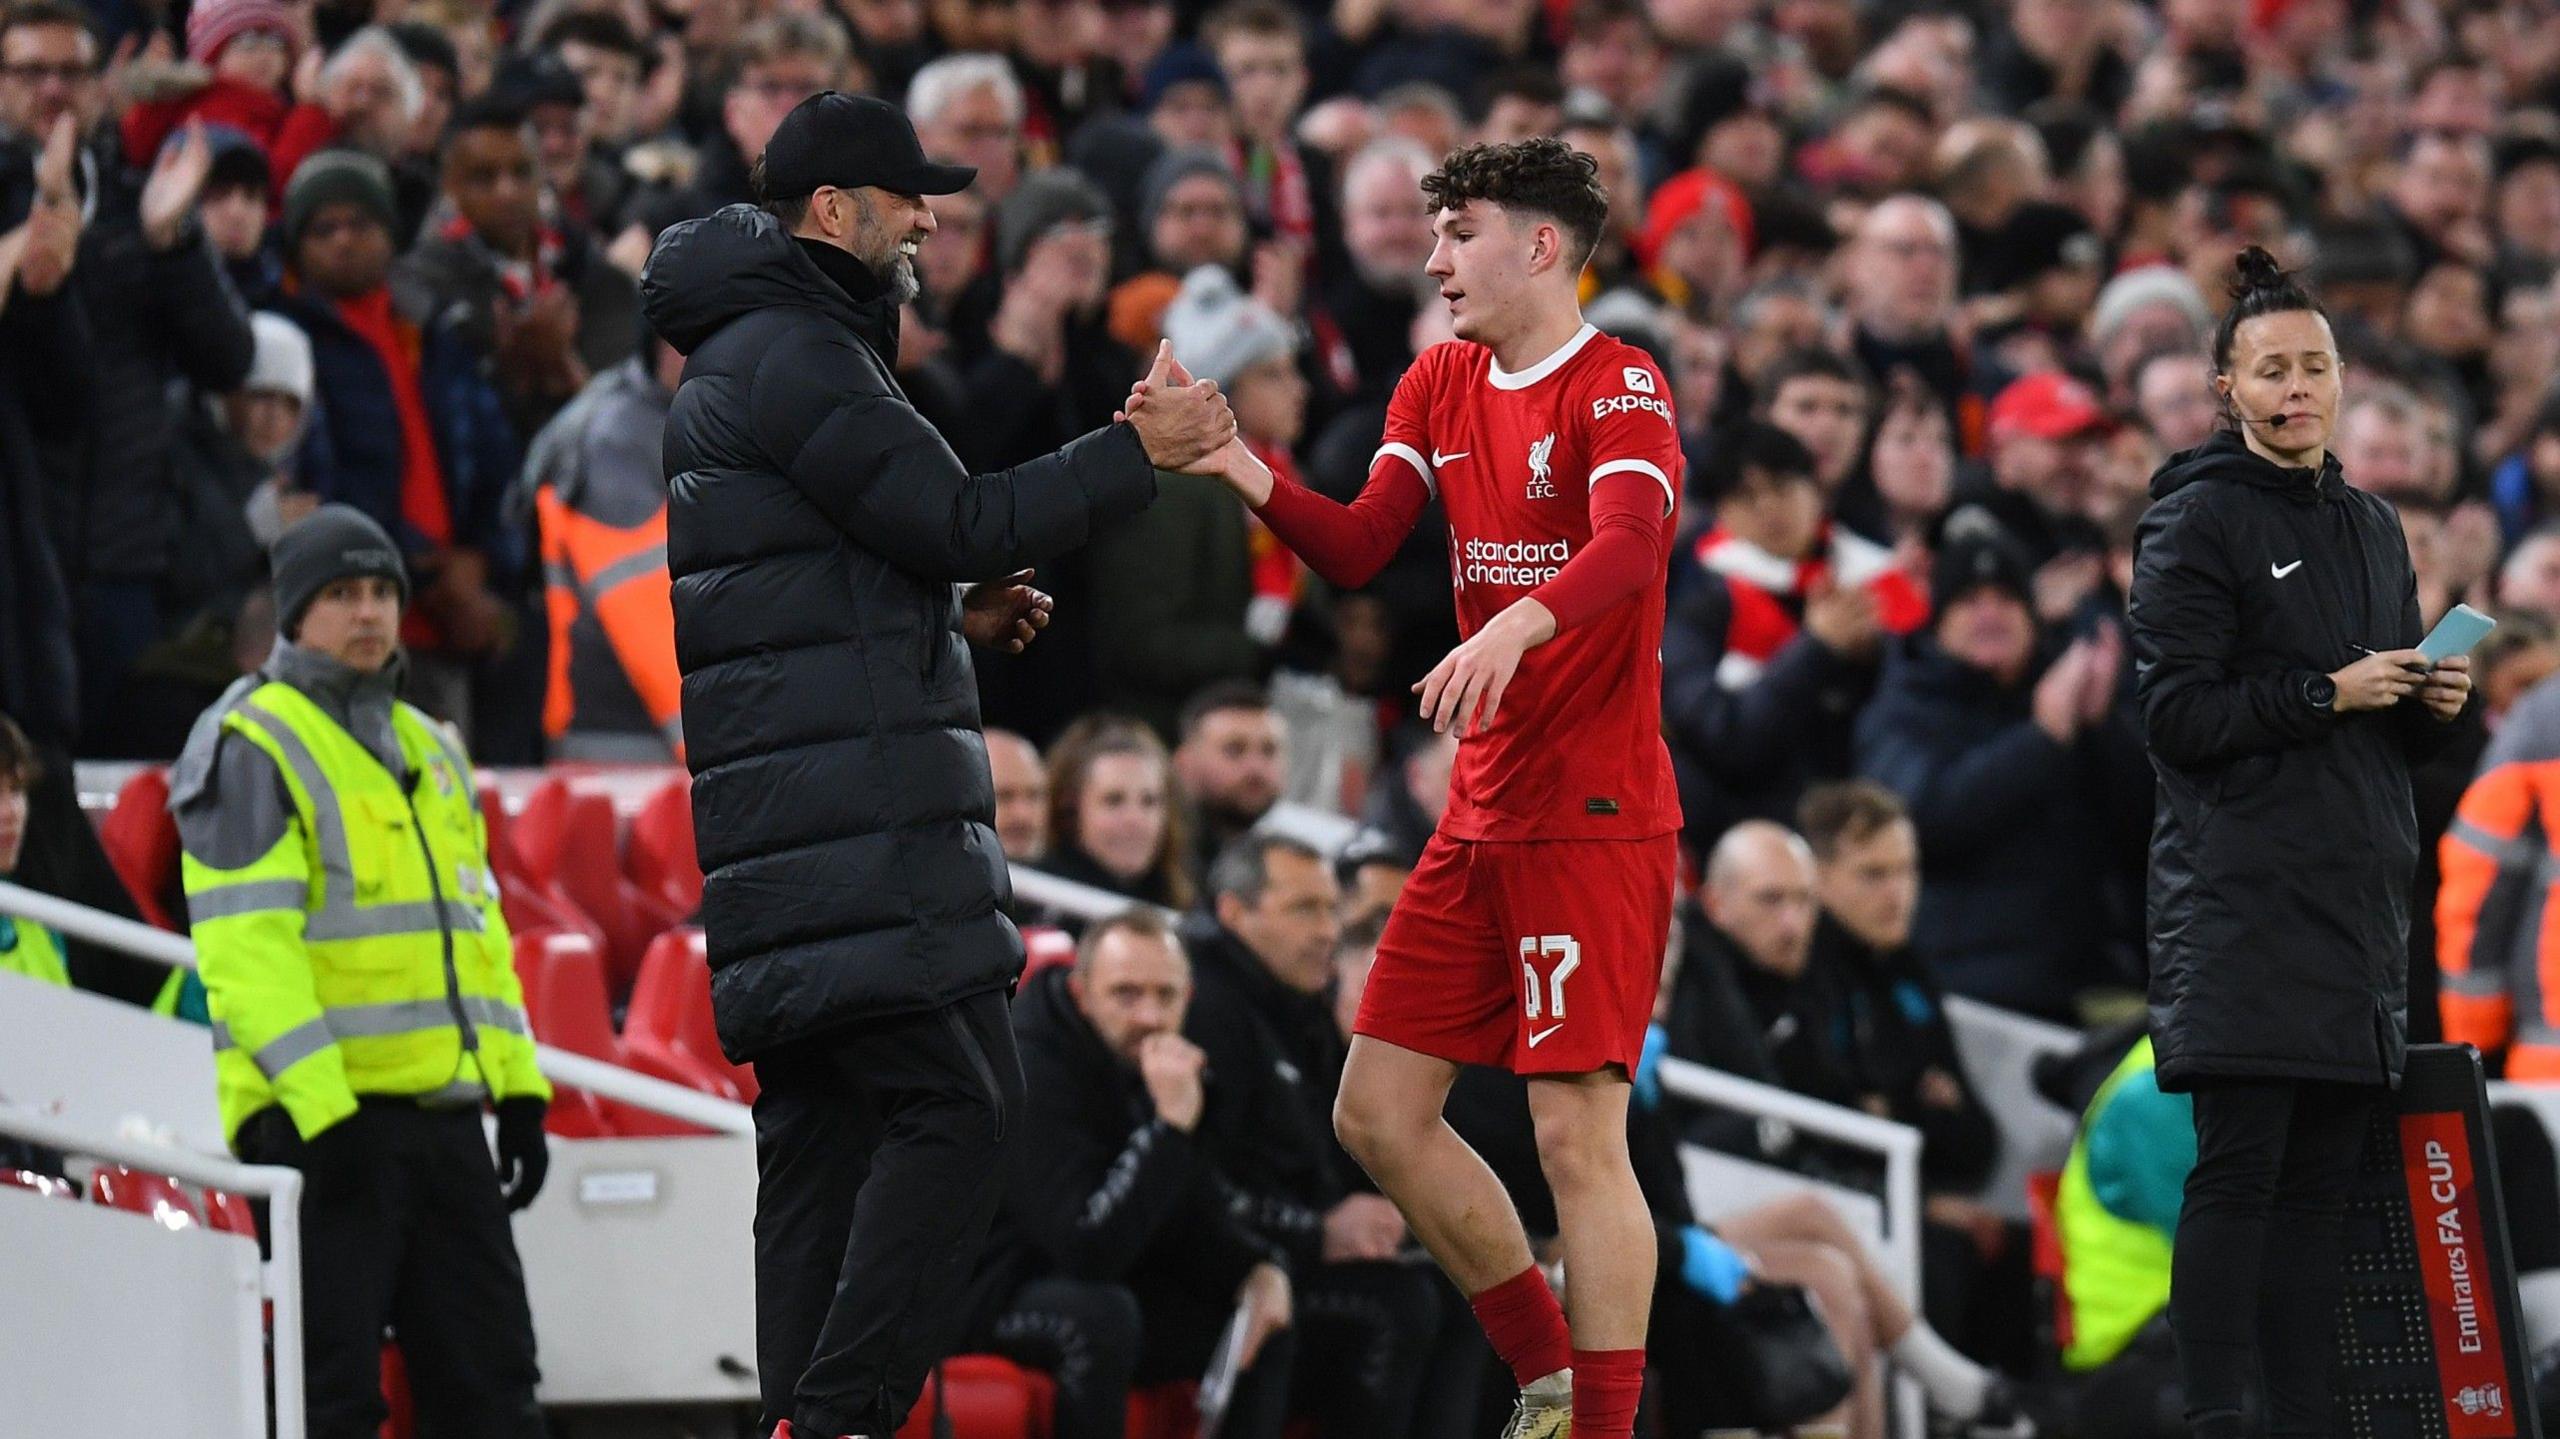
[
  {"xmin": 1593, "ymin": 393, "xmax": 1671, "ymax": 421},
  {"xmin": 1461, "ymin": 536, "xmax": 1571, "ymax": 587}
]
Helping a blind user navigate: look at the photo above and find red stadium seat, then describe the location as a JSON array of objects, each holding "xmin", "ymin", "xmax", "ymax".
[
  {"xmin": 1127, "ymin": 1383, "xmax": 1202, "ymax": 1439},
  {"xmin": 507, "ymin": 776, "xmax": 575, "ymax": 886},
  {"xmin": 514, "ymin": 931, "xmax": 695, "ymax": 1137},
  {"xmin": 485, "ymin": 781, "xmax": 612, "ymax": 962},
  {"xmin": 1021, "ymin": 926, "xmax": 1077, "ymax": 979},
  {"xmin": 2025, "ymin": 1169, "xmax": 2071, "ymax": 1356},
  {"xmin": 626, "ymin": 776, "xmax": 702, "ymax": 919},
  {"xmin": 892, "ymin": 1355, "xmax": 1056, "ymax": 1439},
  {"xmin": 380, "ymin": 1343, "xmax": 414, "ymax": 1439},
  {"xmin": 0, "ymin": 1168, "xmax": 74, "ymax": 1199},
  {"xmin": 536, "ymin": 789, "xmax": 660, "ymax": 997},
  {"xmin": 99, "ymin": 767, "xmax": 183, "ymax": 930},
  {"xmin": 202, "ymin": 1188, "xmax": 260, "ymax": 1239},
  {"xmin": 89, "ymin": 1166, "xmax": 203, "ymax": 1230},
  {"xmin": 623, "ymin": 927, "xmax": 758, "ymax": 1103}
]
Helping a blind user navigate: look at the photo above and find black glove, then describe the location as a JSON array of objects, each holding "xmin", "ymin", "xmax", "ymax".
[
  {"xmin": 495, "ymin": 1098, "xmax": 549, "ymax": 1212},
  {"xmin": 231, "ymin": 1106, "xmax": 307, "ymax": 1167}
]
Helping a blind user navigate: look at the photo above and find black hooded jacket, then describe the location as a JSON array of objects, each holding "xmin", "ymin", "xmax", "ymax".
[
  {"xmin": 641, "ymin": 205, "xmax": 1157, "ymax": 1059},
  {"xmin": 2129, "ymin": 429, "xmax": 2460, "ymax": 1091}
]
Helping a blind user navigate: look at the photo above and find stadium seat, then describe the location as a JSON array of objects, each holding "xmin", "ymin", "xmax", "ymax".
[
  {"xmin": 89, "ymin": 1166, "xmax": 203, "ymax": 1230},
  {"xmin": 485, "ymin": 782, "xmax": 612, "ymax": 963},
  {"xmin": 1021, "ymin": 926, "xmax": 1077, "ymax": 979},
  {"xmin": 2025, "ymin": 1169, "xmax": 2072, "ymax": 1357},
  {"xmin": 99, "ymin": 767, "xmax": 182, "ymax": 931},
  {"xmin": 514, "ymin": 930, "xmax": 696, "ymax": 1137},
  {"xmin": 623, "ymin": 927, "xmax": 757, "ymax": 1103},
  {"xmin": 0, "ymin": 1168, "xmax": 74, "ymax": 1199},
  {"xmin": 381, "ymin": 1344, "xmax": 414, "ymax": 1439},
  {"xmin": 891, "ymin": 1354, "xmax": 1056, "ymax": 1439},
  {"xmin": 1127, "ymin": 1383, "xmax": 1203, "ymax": 1439},
  {"xmin": 626, "ymin": 775, "xmax": 703, "ymax": 918},
  {"xmin": 202, "ymin": 1188, "xmax": 259, "ymax": 1240},
  {"xmin": 525, "ymin": 785, "xmax": 660, "ymax": 996}
]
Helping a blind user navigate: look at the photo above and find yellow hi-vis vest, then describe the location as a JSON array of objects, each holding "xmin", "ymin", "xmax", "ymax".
[
  {"xmin": 0, "ymin": 914, "xmax": 69, "ymax": 986},
  {"xmin": 181, "ymin": 681, "xmax": 549, "ymax": 1145},
  {"xmin": 2059, "ymin": 1037, "xmax": 2175, "ymax": 1371}
]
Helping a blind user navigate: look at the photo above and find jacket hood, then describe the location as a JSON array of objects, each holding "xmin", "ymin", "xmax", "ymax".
[
  {"xmin": 2148, "ymin": 427, "xmax": 2346, "ymax": 506},
  {"xmin": 640, "ymin": 203, "xmax": 881, "ymax": 356}
]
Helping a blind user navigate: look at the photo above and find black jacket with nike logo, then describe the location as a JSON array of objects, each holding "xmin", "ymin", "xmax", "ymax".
[{"xmin": 2130, "ymin": 429, "xmax": 2462, "ymax": 1091}]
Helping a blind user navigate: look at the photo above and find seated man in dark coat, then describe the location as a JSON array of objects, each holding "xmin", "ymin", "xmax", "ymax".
[
  {"xmin": 1184, "ymin": 834, "xmax": 1450, "ymax": 1436},
  {"xmin": 966, "ymin": 911, "xmax": 1298, "ymax": 1439}
]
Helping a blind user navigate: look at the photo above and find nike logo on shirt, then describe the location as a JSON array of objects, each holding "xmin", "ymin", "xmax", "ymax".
[
  {"xmin": 1528, "ymin": 1023, "xmax": 1564, "ymax": 1048},
  {"xmin": 2272, "ymin": 560, "xmax": 2304, "ymax": 578},
  {"xmin": 1431, "ymin": 450, "xmax": 1470, "ymax": 467}
]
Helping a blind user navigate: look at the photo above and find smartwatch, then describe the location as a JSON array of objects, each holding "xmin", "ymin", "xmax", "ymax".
[{"xmin": 2302, "ymin": 672, "xmax": 2338, "ymax": 714}]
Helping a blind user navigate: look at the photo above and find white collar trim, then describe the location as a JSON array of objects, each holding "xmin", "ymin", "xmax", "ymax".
[{"xmin": 1486, "ymin": 323, "xmax": 1598, "ymax": 390}]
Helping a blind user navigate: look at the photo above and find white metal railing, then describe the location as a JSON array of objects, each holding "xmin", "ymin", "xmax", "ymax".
[
  {"xmin": 1655, "ymin": 1056, "xmax": 1926, "ymax": 1294},
  {"xmin": 0, "ymin": 880, "xmax": 752, "ymax": 1137},
  {"xmin": 0, "ymin": 1099, "xmax": 307, "ymax": 1439}
]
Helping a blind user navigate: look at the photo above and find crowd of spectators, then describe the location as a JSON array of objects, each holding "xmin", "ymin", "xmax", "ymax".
[{"xmin": 15, "ymin": 0, "xmax": 2560, "ymax": 1428}]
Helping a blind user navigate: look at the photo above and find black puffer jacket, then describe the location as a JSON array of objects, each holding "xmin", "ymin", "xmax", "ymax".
[
  {"xmin": 642, "ymin": 205, "xmax": 1157, "ymax": 1059},
  {"xmin": 2130, "ymin": 430, "xmax": 2460, "ymax": 1091}
]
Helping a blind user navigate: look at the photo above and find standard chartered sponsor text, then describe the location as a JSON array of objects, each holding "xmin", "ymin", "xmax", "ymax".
[{"xmin": 1463, "ymin": 536, "xmax": 1572, "ymax": 587}]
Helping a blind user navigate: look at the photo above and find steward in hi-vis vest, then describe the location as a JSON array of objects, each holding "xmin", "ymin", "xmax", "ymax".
[{"xmin": 171, "ymin": 504, "xmax": 549, "ymax": 1439}]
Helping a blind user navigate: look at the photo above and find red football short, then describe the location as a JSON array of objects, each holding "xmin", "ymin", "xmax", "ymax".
[{"xmin": 1355, "ymin": 832, "xmax": 1677, "ymax": 1075}]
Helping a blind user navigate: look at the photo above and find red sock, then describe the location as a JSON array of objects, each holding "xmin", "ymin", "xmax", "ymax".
[
  {"xmin": 1572, "ymin": 1347, "xmax": 1646, "ymax": 1439},
  {"xmin": 1467, "ymin": 1267, "xmax": 1573, "ymax": 1387}
]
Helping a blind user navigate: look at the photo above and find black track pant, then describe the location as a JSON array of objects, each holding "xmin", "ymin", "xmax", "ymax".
[
  {"xmin": 752, "ymin": 991, "xmax": 1025, "ymax": 1438},
  {"xmin": 977, "ymin": 1277, "xmax": 1144, "ymax": 1439},
  {"xmin": 271, "ymin": 1103, "xmax": 544, "ymax": 1439},
  {"xmin": 2169, "ymin": 1077, "xmax": 2379, "ymax": 1439}
]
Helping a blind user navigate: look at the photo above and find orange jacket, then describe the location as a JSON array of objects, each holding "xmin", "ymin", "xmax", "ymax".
[
  {"xmin": 526, "ymin": 361, "xmax": 682, "ymax": 758},
  {"xmin": 2439, "ymin": 683, "xmax": 2560, "ymax": 1077}
]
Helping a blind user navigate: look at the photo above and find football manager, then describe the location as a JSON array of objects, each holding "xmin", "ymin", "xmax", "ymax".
[{"xmin": 640, "ymin": 91, "xmax": 1236, "ymax": 1439}]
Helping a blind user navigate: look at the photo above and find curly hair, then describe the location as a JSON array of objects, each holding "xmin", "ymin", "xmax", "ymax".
[{"xmin": 1420, "ymin": 137, "xmax": 1610, "ymax": 270}]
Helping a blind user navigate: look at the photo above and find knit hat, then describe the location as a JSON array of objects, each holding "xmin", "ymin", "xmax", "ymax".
[
  {"xmin": 1142, "ymin": 44, "xmax": 1228, "ymax": 112},
  {"xmin": 281, "ymin": 149, "xmax": 397, "ymax": 249},
  {"xmin": 2089, "ymin": 265, "xmax": 2211, "ymax": 351},
  {"xmin": 1140, "ymin": 148, "xmax": 1241, "ymax": 236},
  {"xmin": 272, "ymin": 504, "xmax": 409, "ymax": 637},
  {"xmin": 243, "ymin": 312, "xmax": 314, "ymax": 407},
  {"xmin": 1160, "ymin": 264, "xmax": 1294, "ymax": 388},
  {"xmin": 1635, "ymin": 167, "xmax": 1754, "ymax": 271},
  {"xmin": 995, "ymin": 167, "xmax": 1114, "ymax": 276},
  {"xmin": 1930, "ymin": 509, "xmax": 2034, "ymax": 614},
  {"xmin": 200, "ymin": 124, "xmax": 272, "ymax": 196},
  {"xmin": 187, "ymin": 0, "xmax": 295, "ymax": 66}
]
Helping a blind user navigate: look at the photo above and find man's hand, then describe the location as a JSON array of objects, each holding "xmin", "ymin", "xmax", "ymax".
[
  {"xmin": 2077, "ymin": 621, "xmax": 2123, "ymax": 724},
  {"xmin": 1801, "ymin": 576, "xmax": 1881, "ymax": 661},
  {"xmin": 140, "ymin": 119, "xmax": 213, "ymax": 252},
  {"xmin": 2032, "ymin": 640, "xmax": 2091, "ymax": 743},
  {"xmin": 1137, "ymin": 1031, "xmax": 1207, "ymax": 1133},
  {"xmin": 1415, "ymin": 598, "xmax": 1557, "ymax": 736},
  {"xmin": 2331, "ymin": 648, "xmax": 2428, "ymax": 712},
  {"xmin": 1916, "ymin": 1066, "xmax": 1965, "ymax": 1111},
  {"xmin": 961, "ymin": 569, "xmax": 1053, "ymax": 652},
  {"xmin": 494, "ymin": 287, "xmax": 587, "ymax": 399},
  {"xmin": 1123, "ymin": 341, "xmax": 1235, "ymax": 472},
  {"xmin": 2032, "ymin": 551, "xmax": 2104, "ymax": 625},
  {"xmin": 1235, "ymin": 1261, "xmax": 1294, "ymax": 1367},
  {"xmin": 18, "ymin": 115, "xmax": 82, "ymax": 297},
  {"xmin": 2418, "ymin": 653, "xmax": 2472, "ymax": 721},
  {"xmin": 1320, "ymin": 1192, "xmax": 1408, "ymax": 1262}
]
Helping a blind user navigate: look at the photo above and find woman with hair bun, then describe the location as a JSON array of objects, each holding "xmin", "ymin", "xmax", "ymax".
[{"xmin": 2128, "ymin": 246, "xmax": 2474, "ymax": 1439}]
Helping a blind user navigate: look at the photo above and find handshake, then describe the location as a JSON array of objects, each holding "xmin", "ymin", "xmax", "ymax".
[{"xmin": 1116, "ymin": 342, "xmax": 1274, "ymax": 504}]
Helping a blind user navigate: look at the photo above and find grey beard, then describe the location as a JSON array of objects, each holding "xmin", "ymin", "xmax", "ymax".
[{"xmin": 883, "ymin": 253, "xmax": 921, "ymax": 305}]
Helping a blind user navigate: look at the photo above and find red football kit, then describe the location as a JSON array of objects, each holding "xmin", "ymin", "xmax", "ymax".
[{"xmin": 1253, "ymin": 323, "xmax": 1683, "ymax": 1073}]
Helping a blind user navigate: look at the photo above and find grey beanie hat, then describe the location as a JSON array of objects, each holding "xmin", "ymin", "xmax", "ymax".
[
  {"xmin": 1139, "ymin": 147, "xmax": 1242, "ymax": 236},
  {"xmin": 281, "ymin": 149, "xmax": 398, "ymax": 250},
  {"xmin": 272, "ymin": 504, "xmax": 409, "ymax": 637},
  {"xmin": 1160, "ymin": 264, "xmax": 1294, "ymax": 388},
  {"xmin": 2089, "ymin": 264, "xmax": 2212, "ymax": 350},
  {"xmin": 995, "ymin": 167, "xmax": 1115, "ymax": 275}
]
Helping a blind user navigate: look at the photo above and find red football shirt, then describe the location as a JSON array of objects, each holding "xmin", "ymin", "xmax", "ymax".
[{"xmin": 1375, "ymin": 325, "xmax": 1685, "ymax": 842}]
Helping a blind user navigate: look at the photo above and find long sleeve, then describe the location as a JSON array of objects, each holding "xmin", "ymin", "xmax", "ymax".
[
  {"xmin": 1857, "ymin": 694, "xmax": 2072, "ymax": 862},
  {"xmin": 756, "ymin": 326, "xmax": 1158, "ymax": 583},
  {"xmin": 2435, "ymin": 690, "xmax": 2560, "ymax": 1054},
  {"xmin": 1527, "ymin": 471, "xmax": 1668, "ymax": 629},
  {"xmin": 1254, "ymin": 452, "xmax": 1431, "ymax": 590},
  {"xmin": 2131, "ymin": 494, "xmax": 2336, "ymax": 768},
  {"xmin": 1022, "ymin": 1113, "xmax": 1214, "ymax": 1282},
  {"xmin": 1087, "ymin": 476, "xmax": 1262, "ymax": 698},
  {"xmin": 173, "ymin": 726, "xmax": 357, "ymax": 1144},
  {"xmin": 145, "ymin": 222, "xmax": 255, "ymax": 394},
  {"xmin": 1251, "ymin": 351, "xmax": 1439, "ymax": 588}
]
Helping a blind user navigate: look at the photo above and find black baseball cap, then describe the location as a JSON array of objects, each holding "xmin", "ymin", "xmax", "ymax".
[{"xmin": 759, "ymin": 90, "xmax": 977, "ymax": 200}]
